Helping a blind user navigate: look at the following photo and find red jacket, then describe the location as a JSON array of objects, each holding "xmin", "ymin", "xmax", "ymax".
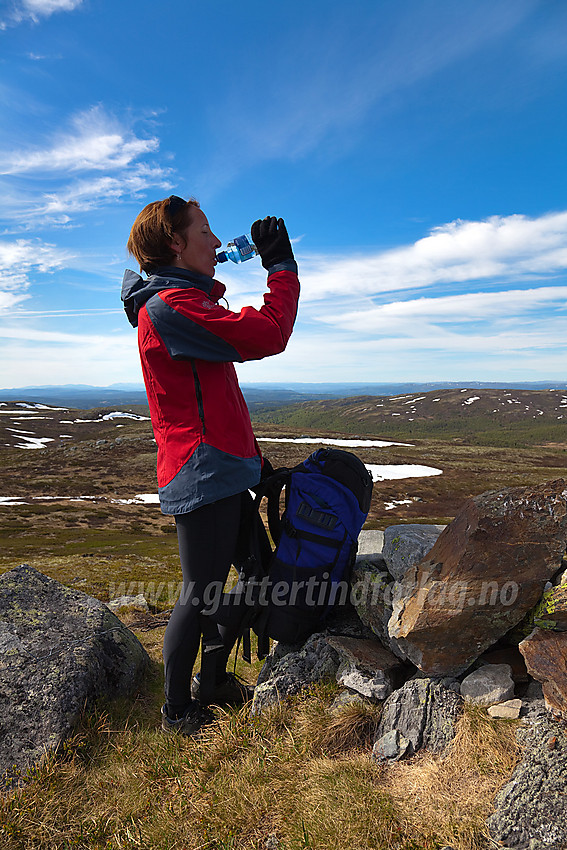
[{"xmin": 121, "ymin": 262, "xmax": 299, "ymax": 514}]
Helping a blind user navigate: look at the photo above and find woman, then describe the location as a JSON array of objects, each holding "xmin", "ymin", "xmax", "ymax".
[{"xmin": 121, "ymin": 195, "xmax": 299, "ymax": 735}]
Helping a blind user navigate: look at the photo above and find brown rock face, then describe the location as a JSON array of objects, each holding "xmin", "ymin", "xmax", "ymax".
[
  {"xmin": 519, "ymin": 628, "xmax": 567, "ymax": 721},
  {"xmin": 388, "ymin": 479, "xmax": 567, "ymax": 676}
]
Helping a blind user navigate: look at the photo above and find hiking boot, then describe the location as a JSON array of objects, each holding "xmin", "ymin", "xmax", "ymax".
[
  {"xmin": 160, "ymin": 701, "xmax": 214, "ymax": 737},
  {"xmin": 191, "ymin": 671, "xmax": 255, "ymax": 706}
]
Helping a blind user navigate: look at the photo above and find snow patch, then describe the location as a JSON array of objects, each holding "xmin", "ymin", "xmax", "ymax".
[
  {"xmin": 365, "ymin": 464, "xmax": 443, "ymax": 481},
  {"xmin": 14, "ymin": 436, "xmax": 54, "ymax": 449},
  {"xmin": 72, "ymin": 412, "xmax": 150, "ymax": 423},
  {"xmin": 112, "ymin": 494, "xmax": 160, "ymax": 505},
  {"xmin": 256, "ymin": 436, "xmax": 413, "ymax": 448},
  {"xmin": 384, "ymin": 499, "xmax": 414, "ymax": 510}
]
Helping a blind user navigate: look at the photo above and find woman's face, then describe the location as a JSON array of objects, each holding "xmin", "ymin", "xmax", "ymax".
[{"xmin": 170, "ymin": 208, "xmax": 222, "ymax": 277}]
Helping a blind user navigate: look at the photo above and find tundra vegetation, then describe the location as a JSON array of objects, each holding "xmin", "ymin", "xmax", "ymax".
[{"xmin": 0, "ymin": 389, "xmax": 565, "ymax": 849}]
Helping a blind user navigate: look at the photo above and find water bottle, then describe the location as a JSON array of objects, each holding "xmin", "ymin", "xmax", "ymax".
[{"xmin": 216, "ymin": 233, "xmax": 258, "ymax": 264}]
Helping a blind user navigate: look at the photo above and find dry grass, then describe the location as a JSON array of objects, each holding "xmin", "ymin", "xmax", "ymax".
[
  {"xmin": 0, "ymin": 657, "xmax": 522, "ymax": 850},
  {"xmin": 383, "ymin": 704, "xmax": 522, "ymax": 850}
]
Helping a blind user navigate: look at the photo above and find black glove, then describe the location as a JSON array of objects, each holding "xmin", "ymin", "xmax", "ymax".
[{"xmin": 250, "ymin": 216, "xmax": 294, "ymax": 271}]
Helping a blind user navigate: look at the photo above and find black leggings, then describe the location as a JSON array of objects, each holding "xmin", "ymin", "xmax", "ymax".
[{"xmin": 163, "ymin": 491, "xmax": 253, "ymax": 715}]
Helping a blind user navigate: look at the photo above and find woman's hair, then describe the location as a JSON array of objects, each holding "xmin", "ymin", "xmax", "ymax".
[{"xmin": 127, "ymin": 196, "xmax": 200, "ymax": 273}]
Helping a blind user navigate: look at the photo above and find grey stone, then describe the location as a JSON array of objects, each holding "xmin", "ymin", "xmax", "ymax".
[
  {"xmin": 460, "ymin": 664, "xmax": 515, "ymax": 706},
  {"xmin": 357, "ymin": 529, "xmax": 385, "ymax": 558},
  {"xmin": 326, "ymin": 635, "xmax": 402, "ymax": 702},
  {"xmin": 382, "ymin": 524, "xmax": 446, "ymax": 581},
  {"xmin": 0, "ymin": 565, "xmax": 149, "ymax": 787},
  {"xmin": 375, "ymin": 678, "xmax": 463, "ymax": 757},
  {"xmin": 371, "ymin": 729, "xmax": 411, "ymax": 762},
  {"xmin": 336, "ymin": 663, "xmax": 392, "ymax": 701},
  {"xmin": 487, "ymin": 707, "xmax": 567, "ymax": 848},
  {"xmin": 252, "ymin": 632, "xmax": 341, "ymax": 714},
  {"xmin": 107, "ymin": 593, "xmax": 149, "ymax": 612},
  {"xmin": 350, "ymin": 559, "xmax": 394, "ymax": 646}
]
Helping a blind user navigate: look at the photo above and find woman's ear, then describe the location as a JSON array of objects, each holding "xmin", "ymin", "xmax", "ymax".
[{"xmin": 169, "ymin": 233, "xmax": 185, "ymax": 255}]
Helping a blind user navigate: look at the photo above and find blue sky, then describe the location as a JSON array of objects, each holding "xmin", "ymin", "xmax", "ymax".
[{"xmin": 1, "ymin": 0, "xmax": 566, "ymax": 387}]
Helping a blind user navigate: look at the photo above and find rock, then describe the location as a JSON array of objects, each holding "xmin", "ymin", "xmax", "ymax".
[
  {"xmin": 487, "ymin": 705, "xmax": 567, "ymax": 848},
  {"xmin": 460, "ymin": 664, "xmax": 515, "ymax": 706},
  {"xmin": 107, "ymin": 593, "xmax": 149, "ymax": 612},
  {"xmin": 252, "ymin": 632, "xmax": 341, "ymax": 714},
  {"xmin": 487, "ymin": 699, "xmax": 522, "ymax": 719},
  {"xmin": 373, "ymin": 678, "xmax": 463, "ymax": 759},
  {"xmin": 531, "ymin": 583, "xmax": 567, "ymax": 631},
  {"xmin": 327, "ymin": 636, "xmax": 402, "ymax": 702},
  {"xmin": 350, "ymin": 558, "xmax": 393, "ymax": 646},
  {"xmin": 357, "ymin": 529, "xmax": 385, "ymax": 558},
  {"xmin": 372, "ymin": 729, "xmax": 411, "ymax": 762},
  {"xmin": 336, "ymin": 663, "xmax": 391, "ymax": 701},
  {"xmin": 0, "ymin": 564, "xmax": 149, "ymax": 787},
  {"xmin": 388, "ymin": 480, "xmax": 567, "ymax": 676},
  {"xmin": 519, "ymin": 628, "xmax": 567, "ymax": 721},
  {"xmin": 382, "ymin": 524, "xmax": 446, "ymax": 581}
]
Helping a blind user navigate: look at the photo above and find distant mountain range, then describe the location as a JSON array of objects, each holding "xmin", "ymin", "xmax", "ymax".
[{"xmin": 1, "ymin": 381, "xmax": 567, "ymax": 410}]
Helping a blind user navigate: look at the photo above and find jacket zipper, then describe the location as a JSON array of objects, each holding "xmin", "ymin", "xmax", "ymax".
[{"xmin": 190, "ymin": 359, "xmax": 206, "ymax": 435}]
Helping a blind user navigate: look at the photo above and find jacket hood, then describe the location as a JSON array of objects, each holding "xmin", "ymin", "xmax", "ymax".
[{"xmin": 121, "ymin": 266, "xmax": 224, "ymax": 327}]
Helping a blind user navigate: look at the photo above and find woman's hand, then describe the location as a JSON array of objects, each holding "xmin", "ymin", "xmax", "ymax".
[{"xmin": 251, "ymin": 216, "xmax": 294, "ymax": 270}]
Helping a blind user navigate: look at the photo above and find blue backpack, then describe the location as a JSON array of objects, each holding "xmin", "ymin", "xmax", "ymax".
[
  {"xmin": 198, "ymin": 448, "xmax": 373, "ymax": 702},
  {"xmin": 254, "ymin": 447, "xmax": 374, "ymax": 645}
]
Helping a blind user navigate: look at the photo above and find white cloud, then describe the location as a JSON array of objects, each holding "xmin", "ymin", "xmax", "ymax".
[
  {"xmin": 297, "ymin": 212, "xmax": 567, "ymax": 303},
  {"xmin": 235, "ymin": 317, "xmax": 567, "ymax": 383},
  {"xmin": 33, "ymin": 165, "xmax": 172, "ymax": 225},
  {"xmin": 0, "ymin": 0, "xmax": 82, "ymax": 28},
  {"xmin": 0, "ymin": 106, "xmax": 159, "ymax": 175},
  {"xmin": 319, "ymin": 286, "xmax": 567, "ymax": 332},
  {"xmin": 0, "ymin": 238, "xmax": 71, "ymax": 310},
  {"xmin": 0, "ymin": 329, "xmax": 141, "ymax": 386}
]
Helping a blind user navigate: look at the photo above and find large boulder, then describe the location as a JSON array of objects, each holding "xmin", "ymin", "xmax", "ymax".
[
  {"xmin": 519, "ymin": 628, "xmax": 567, "ymax": 721},
  {"xmin": 0, "ymin": 565, "xmax": 149, "ymax": 787},
  {"xmin": 388, "ymin": 480, "xmax": 567, "ymax": 676},
  {"xmin": 487, "ymin": 703, "xmax": 567, "ymax": 848}
]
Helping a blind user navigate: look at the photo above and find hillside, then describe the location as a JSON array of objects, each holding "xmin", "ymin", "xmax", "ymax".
[
  {"xmin": 253, "ymin": 387, "xmax": 567, "ymax": 446},
  {"xmin": 1, "ymin": 391, "xmax": 566, "ymax": 595}
]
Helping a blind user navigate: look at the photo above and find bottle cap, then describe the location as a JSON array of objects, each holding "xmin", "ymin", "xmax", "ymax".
[{"xmin": 216, "ymin": 251, "xmax": 228, "ymax": 263}]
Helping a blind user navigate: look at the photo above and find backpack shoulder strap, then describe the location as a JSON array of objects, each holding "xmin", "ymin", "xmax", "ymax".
[{"xmin": 252, "ymin": 465, "xmax": 293, "ymax": 546}]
